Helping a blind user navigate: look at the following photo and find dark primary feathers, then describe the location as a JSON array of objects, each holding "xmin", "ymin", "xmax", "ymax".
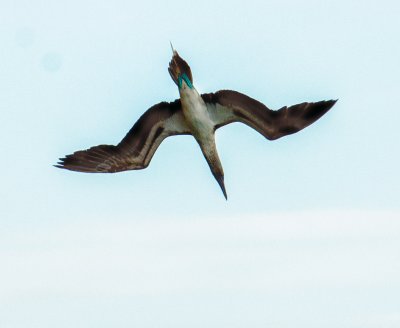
[
  {"xmin": 57, "ymin": 90, "xmax": 335, "ymax": 173},
  {"xmin": 202, "ymin": 90, "xmax": 336, "ymax": 140},
  {"xmin": 56, "ymin": 100, "xmax": 190, "ymax": 173}
]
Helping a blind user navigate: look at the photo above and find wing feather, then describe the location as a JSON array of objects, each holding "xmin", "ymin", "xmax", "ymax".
[
  {"xmin": 202, "ymin": 90, "xmax": 336, "ymax": 140},
  {"xmin": 56, "ymin": 99, "xmax": 190, "ymax": 173}
]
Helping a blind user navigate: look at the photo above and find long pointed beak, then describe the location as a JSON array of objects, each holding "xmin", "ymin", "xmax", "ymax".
[{"xmin": 216, "ymin": 175, "xmax": 228, "ymax": 200}]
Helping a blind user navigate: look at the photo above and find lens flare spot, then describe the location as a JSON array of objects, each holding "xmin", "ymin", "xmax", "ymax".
[{"xmin": 41, "ymin": 52, "xmax": 63, "ymax": 72}]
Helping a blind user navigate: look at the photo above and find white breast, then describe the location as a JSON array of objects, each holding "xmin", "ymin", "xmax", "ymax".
[{"xmin": 179, "ymin": 84, "xmax": 214, "ymax": 139}]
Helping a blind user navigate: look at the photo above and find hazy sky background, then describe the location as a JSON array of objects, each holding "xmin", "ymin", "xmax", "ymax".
[{"xmin": 1, "ymin": 0, "xmax": 399, "ymax": 327}]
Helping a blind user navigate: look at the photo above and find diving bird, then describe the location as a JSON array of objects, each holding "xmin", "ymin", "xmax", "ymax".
[{"xmin": 56, "ymin": 46, "xmax": 336, "ymax": 199}]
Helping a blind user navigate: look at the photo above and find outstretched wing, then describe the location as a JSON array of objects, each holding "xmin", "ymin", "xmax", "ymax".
[
  {"xmin": 202, "ymin": 90, "xmax": 336, "ymax": 140},
  {"xmin": 56, "ymin": 99, "xmax": 190, "ymax": 173}
]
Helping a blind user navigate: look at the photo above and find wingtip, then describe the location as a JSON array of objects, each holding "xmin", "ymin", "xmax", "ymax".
[
  {"xmin": 319, "ymin": 99, "xmax": 337, "ymax": 112},
  {"xmin": 327, "ymin": 99, "xmax": 338, "ymax": 109},
  {"xmin": 54, "ymin": 156, "xmax": 68, "ymax": 169}
]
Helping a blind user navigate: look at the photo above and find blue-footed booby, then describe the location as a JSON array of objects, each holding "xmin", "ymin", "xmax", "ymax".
[{"xmin": 56, "ymin": 46, "xmax": 336, "ymax": 199}]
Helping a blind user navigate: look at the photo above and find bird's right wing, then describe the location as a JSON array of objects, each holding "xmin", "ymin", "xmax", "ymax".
[
  {"xmin": 202, "ymin": 90, "xmax": 336, "ymax": 140},
  {"xmin": 56, "ymin": 99, "xmax": 191, "ymax": 173}
]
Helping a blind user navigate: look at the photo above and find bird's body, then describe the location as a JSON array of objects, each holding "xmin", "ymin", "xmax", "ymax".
[
  {"xmin": 56, "ymin": 47, "xmax": 337, "ymax": 199},
  {"xmin": 180, "ymin": 82, "xmax": 212, "ymax": 139},
  {"xmin": 176, "ymin": 73, "xmax": 227, "ymax": 196}
]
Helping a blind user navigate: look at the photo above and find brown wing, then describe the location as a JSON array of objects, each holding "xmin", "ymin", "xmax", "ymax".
[
  {"xmin": 56, "ymin": 99, "xmax": 190, "ymax": 173},
  {"xmin": 202, "ymin": 90, "xmax": 336, "ymax": 140}
]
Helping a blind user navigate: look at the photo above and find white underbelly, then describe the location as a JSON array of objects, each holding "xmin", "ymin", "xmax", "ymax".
[{"xmin": 180, "ymin": 89, "xmax": 214, "ymax": 139}]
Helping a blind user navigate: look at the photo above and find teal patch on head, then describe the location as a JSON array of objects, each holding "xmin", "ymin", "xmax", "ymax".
[{"xmin": 178, "ymin": 73, "xmax": 193, "ymax": 89}]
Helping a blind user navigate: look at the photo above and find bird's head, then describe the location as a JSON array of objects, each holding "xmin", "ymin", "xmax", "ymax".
[{"xmin": 168, "ymin": 44, "xmax": 194, "ymax": 90}]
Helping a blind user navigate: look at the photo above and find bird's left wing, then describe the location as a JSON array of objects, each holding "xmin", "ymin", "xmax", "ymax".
[
  {"xmin": 202, "ymin": 90, "xmax": 336, "ymax": 140},
  {"xmin": 56, "ymin": 99, "xmax": 191, "ymax": 173}
]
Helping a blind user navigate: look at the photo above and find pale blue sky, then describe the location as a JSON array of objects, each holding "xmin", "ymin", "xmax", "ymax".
[{"xmin": 1, "ymin": 0, "xmax": 399, "ymax": 327}]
